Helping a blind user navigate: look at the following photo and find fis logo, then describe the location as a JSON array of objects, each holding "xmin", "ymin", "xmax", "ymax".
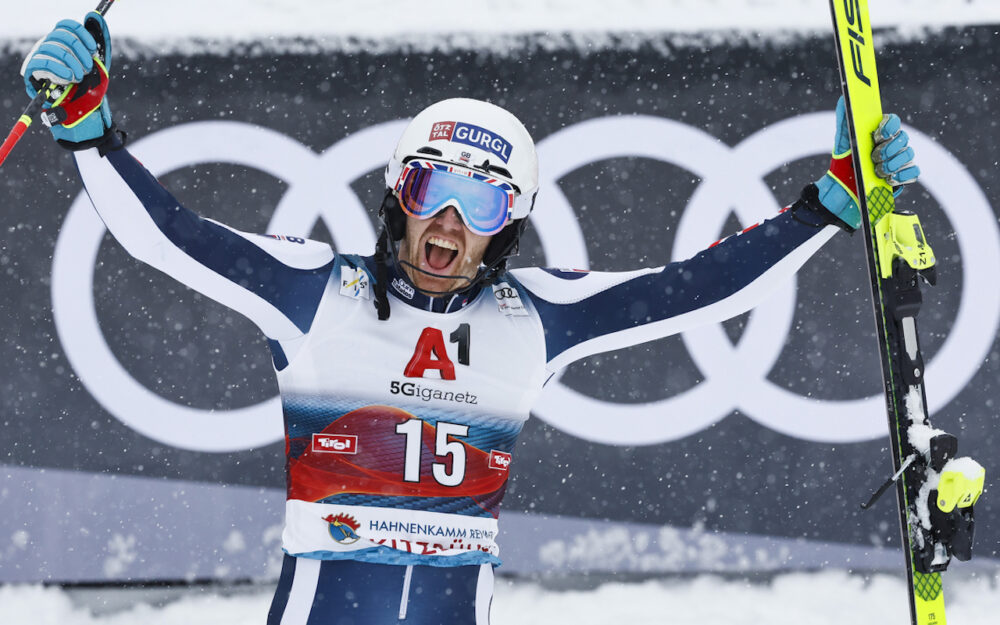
[
  {"xmin": 323, "ymin": 513, "xmax": 361, "ymax": 544},
  {"xmin": 429, "ymin": 121, "xmax": 513, "ymax": 163},
  {"xmin": 339, "ymin": 266, "xmax": 370, "ymax": 300},
  {"xmin": 842, "ymin": 0, "xmax": 872, "ymax": 87},
  {"xmin": 312, "ymin": 433, "xmax": 358, "ymax": 454},
  {"xmin": 489, "ymin": 450, "xmax": 512, "ymax": 471}
]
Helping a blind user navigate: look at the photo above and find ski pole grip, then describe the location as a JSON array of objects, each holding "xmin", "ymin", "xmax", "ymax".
[{"xmin": 0, "ymin": 0, "xmax": 118, "ymax": 170}]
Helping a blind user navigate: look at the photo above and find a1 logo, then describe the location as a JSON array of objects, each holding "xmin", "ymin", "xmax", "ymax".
[{"xmin": 404, "ymin": 324, "xmax": 471, "ymax": 380}]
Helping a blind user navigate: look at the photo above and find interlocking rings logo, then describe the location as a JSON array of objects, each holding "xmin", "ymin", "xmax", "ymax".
[{"xmin": 51, "ymin": 115, "xmax": 1000, "ymax": 452}]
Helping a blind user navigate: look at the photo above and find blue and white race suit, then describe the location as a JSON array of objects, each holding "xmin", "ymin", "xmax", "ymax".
[{"xmin": 73, "ymin": 133, "xmax": 839, "ymax": 622}]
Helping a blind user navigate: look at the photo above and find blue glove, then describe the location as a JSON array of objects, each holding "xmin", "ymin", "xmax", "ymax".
[
  {"xmin": 871, "ymin": 114, "xmax": 920, "ymax": 188},
  {"xmin": 815, "ymin": 96, "xmax": 921, "ymax": 230},
  {"xmin": 20, "ymin": 12, "xmax": 113, "ymax": 148}
]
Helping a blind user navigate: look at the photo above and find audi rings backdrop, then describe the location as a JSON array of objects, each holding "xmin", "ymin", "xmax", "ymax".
[{"xmin": 1, "ymin": 28, "xmax": 998, "ymax": 583}]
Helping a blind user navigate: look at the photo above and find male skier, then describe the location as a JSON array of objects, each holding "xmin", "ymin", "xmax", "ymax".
[{"xmin": 22, "ymin": 13, "xmax": 920, "ymax": 625}]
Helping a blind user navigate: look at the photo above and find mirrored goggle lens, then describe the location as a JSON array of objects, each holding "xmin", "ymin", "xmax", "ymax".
[{"xmin": 399, "ymin": 168, "xmax": 510, "ymax": 235}]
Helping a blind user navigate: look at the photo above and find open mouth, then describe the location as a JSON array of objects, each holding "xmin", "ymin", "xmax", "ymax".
[{"xmin": 424, "ymin": 236, "xmax": 459, "ymax": 271}]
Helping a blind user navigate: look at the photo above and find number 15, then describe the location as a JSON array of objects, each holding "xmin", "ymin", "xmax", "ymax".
[{"xmin": 394, "ymin": 419, "xmax": 469, "ymax": 487}]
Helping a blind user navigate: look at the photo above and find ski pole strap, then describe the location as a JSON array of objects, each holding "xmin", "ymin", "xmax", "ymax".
[{"xmin": 861, "ymin": 453, "xmax": 916, "ymax": 510}]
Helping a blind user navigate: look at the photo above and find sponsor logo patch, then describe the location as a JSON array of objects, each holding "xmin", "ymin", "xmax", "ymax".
[
  {"xmin": 492, "ymin": 281, "xmax": 528, "ymax": 317},
  {"xmin": 391, "ymin": 277, "xmax": 415, "ymax": 300},
  {"xmin": 312, "ymin": 433, "xmax": 358, "ymax": 454},
  {"xmin": 339, "ymin": 266, "xmax": 370, "ymax": 300},
  {"xmin": 323, "ymin": 513, "xmax": 361, "ymax": 544},
  {"xmin": 389, "ymin": 380, "xmax": 478, "ymax": 405},
  {"xmin": 429, "ymin": 121, "xmax": 513, "ymax": 163},
  {"xmin": 367, "ymin": 519, "xmax": 497, "ymax": 555},
  {"xmin": 489, "ymin": 450, "xmax": 512, "ymax": 471},
  {"xmin": 429, "ymin": 121, "xmax": 456, "ymax": 141}
]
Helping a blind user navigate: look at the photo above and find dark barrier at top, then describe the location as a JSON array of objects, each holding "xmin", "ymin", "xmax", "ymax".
[{"xmin": 1, "ymin": 28, "xmax": 998, "ymax": 582}]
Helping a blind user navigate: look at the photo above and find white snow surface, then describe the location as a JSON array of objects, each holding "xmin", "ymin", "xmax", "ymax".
[
  {"xmin": 908, "ymin": 422, "xmax": 946, "ymax": 457},
  {"xmin": 945, "ymin": 456, "xmax": 988, "ymax": 481},
  {"xmin": 3, "ymin": 571, "xmax": 1000, "ymax": 624},
  {"xmin": 4, "ymin": 0, "xmax": 1000, "ymax": 41}
]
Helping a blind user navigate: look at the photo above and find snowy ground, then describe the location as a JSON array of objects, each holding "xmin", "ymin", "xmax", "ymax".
[{"xmin": 2, "ymin": 571, "xmax": 1000, "ymax": 625}]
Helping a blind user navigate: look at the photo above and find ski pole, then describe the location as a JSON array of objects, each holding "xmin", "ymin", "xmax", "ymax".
[{"xmin": 0, "ymin": 0, "xmax": 118, "ymax": 170}]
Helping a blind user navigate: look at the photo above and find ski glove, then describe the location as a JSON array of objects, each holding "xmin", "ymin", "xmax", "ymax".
[
  {"xmin": 21, "ymin": 12, "xmax": 113, "ymax": 149},
  {"xmin": 815, "ymin": 96, "xmax": 920, "ymax": 231}
]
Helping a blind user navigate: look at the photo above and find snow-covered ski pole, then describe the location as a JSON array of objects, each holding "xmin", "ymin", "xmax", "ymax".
[{"xmin": 0, "ymin": 0, "xmax": 117, "ymax": 170}]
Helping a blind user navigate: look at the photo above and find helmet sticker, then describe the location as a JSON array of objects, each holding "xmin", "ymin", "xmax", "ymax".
[
  {"xmin": 429, "ymin": 121, "xmax": 456, "ymax": 140},
  {"xmin": 429, "ymin": 121, "xmax": 514, "ymax": 163}
]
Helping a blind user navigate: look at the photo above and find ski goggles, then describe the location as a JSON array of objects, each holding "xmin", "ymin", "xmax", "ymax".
[{"xmin": 393, "ymin": 161, "xmax": 518, "ymax": 236}]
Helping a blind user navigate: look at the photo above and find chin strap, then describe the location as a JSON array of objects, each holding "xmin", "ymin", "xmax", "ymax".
[
  {"xmin": 374, "ymin": 229, "xmax": 391, "ymax": 321},
  {"xmin": 397, "ymin": 258, "xmax": 474, "ymax": 296}
]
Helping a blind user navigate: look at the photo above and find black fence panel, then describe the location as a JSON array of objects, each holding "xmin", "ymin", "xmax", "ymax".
[{"xmin": 1, "ymin": 28, "xmax": 997, "ymax": 581}]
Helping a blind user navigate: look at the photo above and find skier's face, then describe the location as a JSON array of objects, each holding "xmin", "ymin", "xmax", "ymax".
[{"xmin": 399, "ymin": 207, "xmax": 492, "ymax": 294}]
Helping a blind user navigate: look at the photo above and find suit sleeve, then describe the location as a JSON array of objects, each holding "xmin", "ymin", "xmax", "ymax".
[
  {"xmin": 73, "ymin": 138, "xmax": 334, "ymax": 341},
  {"xmin": 511, "ymin": 203, "xmax": 839, "ymax": 373}
]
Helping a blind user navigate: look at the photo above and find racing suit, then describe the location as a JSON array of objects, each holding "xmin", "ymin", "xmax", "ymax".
[{"xmin": 74, "ymin": 132, "xmax": 840, "ymax": 623}]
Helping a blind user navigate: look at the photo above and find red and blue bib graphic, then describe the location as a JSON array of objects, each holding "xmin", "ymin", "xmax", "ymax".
[{"xmin": 285, "ymin": 397, "xmax": 522, "ymax": 519}]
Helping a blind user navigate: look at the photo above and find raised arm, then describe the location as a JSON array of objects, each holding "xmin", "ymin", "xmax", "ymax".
[
  {"xmin": 514, "ymin": 196, "xmax": 836, "ymax": 372},
  {"xmin": 75, "ymin": 139, "xmax": 334, "ymax": 340},
  {"xmin": 23, "ymin": 15, "xmax": 334, "ymax": 341},
  {"xmin": 516, "ymin": 97, "xmax": 919, "ymax": 373}
]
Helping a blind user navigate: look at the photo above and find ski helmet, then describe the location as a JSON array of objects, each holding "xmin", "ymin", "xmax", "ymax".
[
  {"xmin": 373, "ymin": 98, "xmax": 539, "ymax": 319},
  {"xmin": 385, "ymin": 98, "xmax": 538, "ymax": 214}
]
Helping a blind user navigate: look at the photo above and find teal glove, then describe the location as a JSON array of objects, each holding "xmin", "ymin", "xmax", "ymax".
[
  {"xmin": 20, "ymin": 12, "xmax": 113, "ymax": 148},
  {"xmin": 815, "ymin": 96, "xmax": 921, "ymax": 230}
]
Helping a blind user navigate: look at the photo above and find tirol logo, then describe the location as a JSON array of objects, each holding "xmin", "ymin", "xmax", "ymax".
[
  {"xmin": 323, "ymin": 513, "xmax": 361, "ymax": 544},
  {"xmin": 312, "ymin": 433, "xmax": 358, "ymax": 454},
  {"xmin": 429, "ymin": 121, "xmax": 513, "ymax": 163},
  {"xmin": 489, "ymin": 450, "xmax": 512, "ymax": 471}
]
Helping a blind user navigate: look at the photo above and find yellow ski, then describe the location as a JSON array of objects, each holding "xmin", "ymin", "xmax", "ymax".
[{"xmin": 829, "ymin": 2, "xmax": 968, "ymax": 624}]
